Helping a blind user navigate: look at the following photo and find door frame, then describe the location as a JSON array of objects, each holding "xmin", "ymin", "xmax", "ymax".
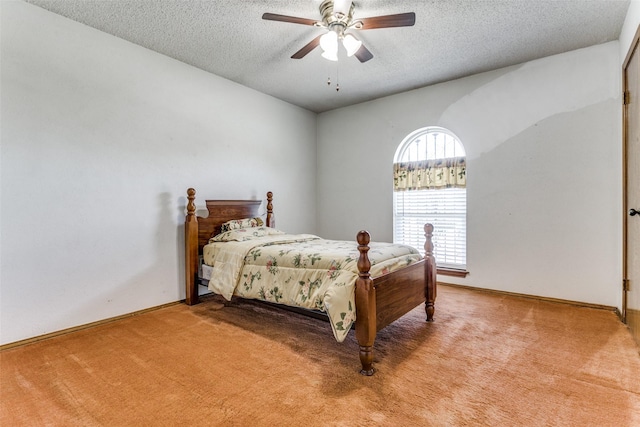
[{"xmin": 622, "ymin": 24, "xmax": 640, "ymax": 323}]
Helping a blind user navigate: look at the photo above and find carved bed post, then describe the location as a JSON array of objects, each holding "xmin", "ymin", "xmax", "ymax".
[
  {"xmin": 266, "ymin": 191, "xmax": 275, "ymax": 228},
  {"xmin": 355, "ymin": 231, "xmax": 376, "ymax": 376},
  {"xmin": 185, "ymin": 188, "xmax": 199, "ymax": 305},
  {"xmin": 424, "ymin": 223, "xmax": 437, "ymax": 321}
]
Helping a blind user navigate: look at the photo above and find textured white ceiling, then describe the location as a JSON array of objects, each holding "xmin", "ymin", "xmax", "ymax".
[{"xmin": 25, "ymin": 0, "xmax": 630, "ymax": 113}]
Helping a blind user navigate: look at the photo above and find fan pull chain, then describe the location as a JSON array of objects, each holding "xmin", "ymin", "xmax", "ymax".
[
  {"xmin": 326, "ymin": 64, "xmax": 340, "ymax": 92},
  {"xmin": 326, "ymin": 77, "xmax": 339, "ymax": 91}
]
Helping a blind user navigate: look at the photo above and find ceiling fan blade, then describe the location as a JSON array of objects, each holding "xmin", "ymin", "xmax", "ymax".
[
  {"xmin": 291, "ymin": 35, "xmax": 322, "ymax": 59},
  {"xmin": 262, "ymin": 13, "xmax": 318, "ymax": 26},
  {"xmin": 354, "ymin": 44, "xmax": 373, "ymax": 63},
  {"xmin": 358, "ymin": 12, "xmax": 416, "ymax": 30}
]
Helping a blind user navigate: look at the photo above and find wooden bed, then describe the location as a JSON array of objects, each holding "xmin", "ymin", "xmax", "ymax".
[{"xmin": 184, "ymin": 188, "xmax": 437, "ymax": 375}]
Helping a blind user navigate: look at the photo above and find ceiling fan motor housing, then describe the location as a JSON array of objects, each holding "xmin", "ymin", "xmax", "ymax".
[{"xmin": 318, "ymin": 0, "xmax": 357, "ymax": 31}]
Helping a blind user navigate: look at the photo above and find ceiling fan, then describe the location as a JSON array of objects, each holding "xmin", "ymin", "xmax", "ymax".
[{"xmin": 262, "ymin": 0, "xmax": 416, "ymax": 63}]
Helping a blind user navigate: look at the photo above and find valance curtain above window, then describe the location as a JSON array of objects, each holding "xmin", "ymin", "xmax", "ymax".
[{"xmin": 393, "ymin": 157, "xmax": 466, "ymax": 191}]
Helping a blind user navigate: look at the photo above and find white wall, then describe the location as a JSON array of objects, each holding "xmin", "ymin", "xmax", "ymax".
[
  {"xmin": 317, "ymin": 42, "xmax": 623, "ymax": 309},
  {"xmin": 0, "ymin": 1, "xmax": 317, "ymax": 345},
  {"xmin": 620, "ymin": 0, "xmax": 640, "ymax": 62}
]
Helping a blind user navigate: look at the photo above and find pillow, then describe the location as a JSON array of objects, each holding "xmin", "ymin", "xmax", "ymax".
[
  {"xmin": 220, "ymin": 217, "xmax": 264, "ymax": 233},
  {"xmin": 211, "ymin": 226, "xmax": 285, "ymax": 242}
]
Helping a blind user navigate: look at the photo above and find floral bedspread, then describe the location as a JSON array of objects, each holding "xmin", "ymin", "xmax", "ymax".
[{"xmin": 203, "ymin": 230, "xmax": 422, "ymax": 342}]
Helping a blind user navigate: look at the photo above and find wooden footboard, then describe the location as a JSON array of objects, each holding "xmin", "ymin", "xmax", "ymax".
[{"xmin": 354, "ymin": 224, "xmax": 436, "ymax": 375}]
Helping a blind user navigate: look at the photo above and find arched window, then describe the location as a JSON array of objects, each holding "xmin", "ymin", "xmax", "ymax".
[{"xmin": 393, "ymin": 126, "xmax": 467, "ymax": 271}]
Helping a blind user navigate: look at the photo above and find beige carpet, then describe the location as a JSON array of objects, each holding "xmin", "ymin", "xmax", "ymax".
[{"xmin": 1, "ymin": 285, "xmax": 639, "ymax": 426}]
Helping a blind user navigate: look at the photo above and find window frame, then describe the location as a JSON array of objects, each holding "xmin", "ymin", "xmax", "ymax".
[{"xmin": 393, "ymin": 126, "xmax": 468, "ymax": 276}]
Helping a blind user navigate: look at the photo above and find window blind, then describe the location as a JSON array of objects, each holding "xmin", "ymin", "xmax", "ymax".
[{"xmin": 394, "ymin": 188, "xmax": 466, "ymax": 268}]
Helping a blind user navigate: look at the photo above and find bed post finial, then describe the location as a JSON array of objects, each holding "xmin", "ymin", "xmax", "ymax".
[
  {"xmin": 187, "ymin": 188, "xmax": 196, "ymax": 217},
  {"xmin": 356, "ymin": 231, "xmax": 372, "ymax": 282},
  {"xmin": 266, "ymin": 191, "xmax": 275, "ymax": 228},
  {"xmin": 424, "ymin": 223, "xmax": 437, "ymax": 321},
  {"xmin": 355, "ymin": 230, "xmax": 376, "ymax": 376},
  {"xmin": 185, "ymin": 188, "xmax": 199, "ymax": 305},
  {"xmin": 424, "ymin": 223, "xmax": 434, "ymax": 256}
]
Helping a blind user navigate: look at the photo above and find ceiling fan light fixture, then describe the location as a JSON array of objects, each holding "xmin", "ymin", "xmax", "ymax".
[
  {"xmin": 342, "ymin": 33, "xmax": 362, "ymax": 57},
  {"xmin": 320, "ymin": 30, "xmax": 338, "ymax": 54},
  {"xmin": 321, "ymin": 50, "xmax": 339, "ymax": 61}
]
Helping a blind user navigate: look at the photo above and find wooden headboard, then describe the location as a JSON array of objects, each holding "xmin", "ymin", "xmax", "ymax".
[{"xmin": 184, "ymin": 188, "xmax": 274, "ymax": 305}]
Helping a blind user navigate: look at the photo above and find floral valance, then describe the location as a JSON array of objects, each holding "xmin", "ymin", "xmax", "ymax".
[{"xmin": 394, "ymin": 157, "xmax": 466, "ymax": 191}]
